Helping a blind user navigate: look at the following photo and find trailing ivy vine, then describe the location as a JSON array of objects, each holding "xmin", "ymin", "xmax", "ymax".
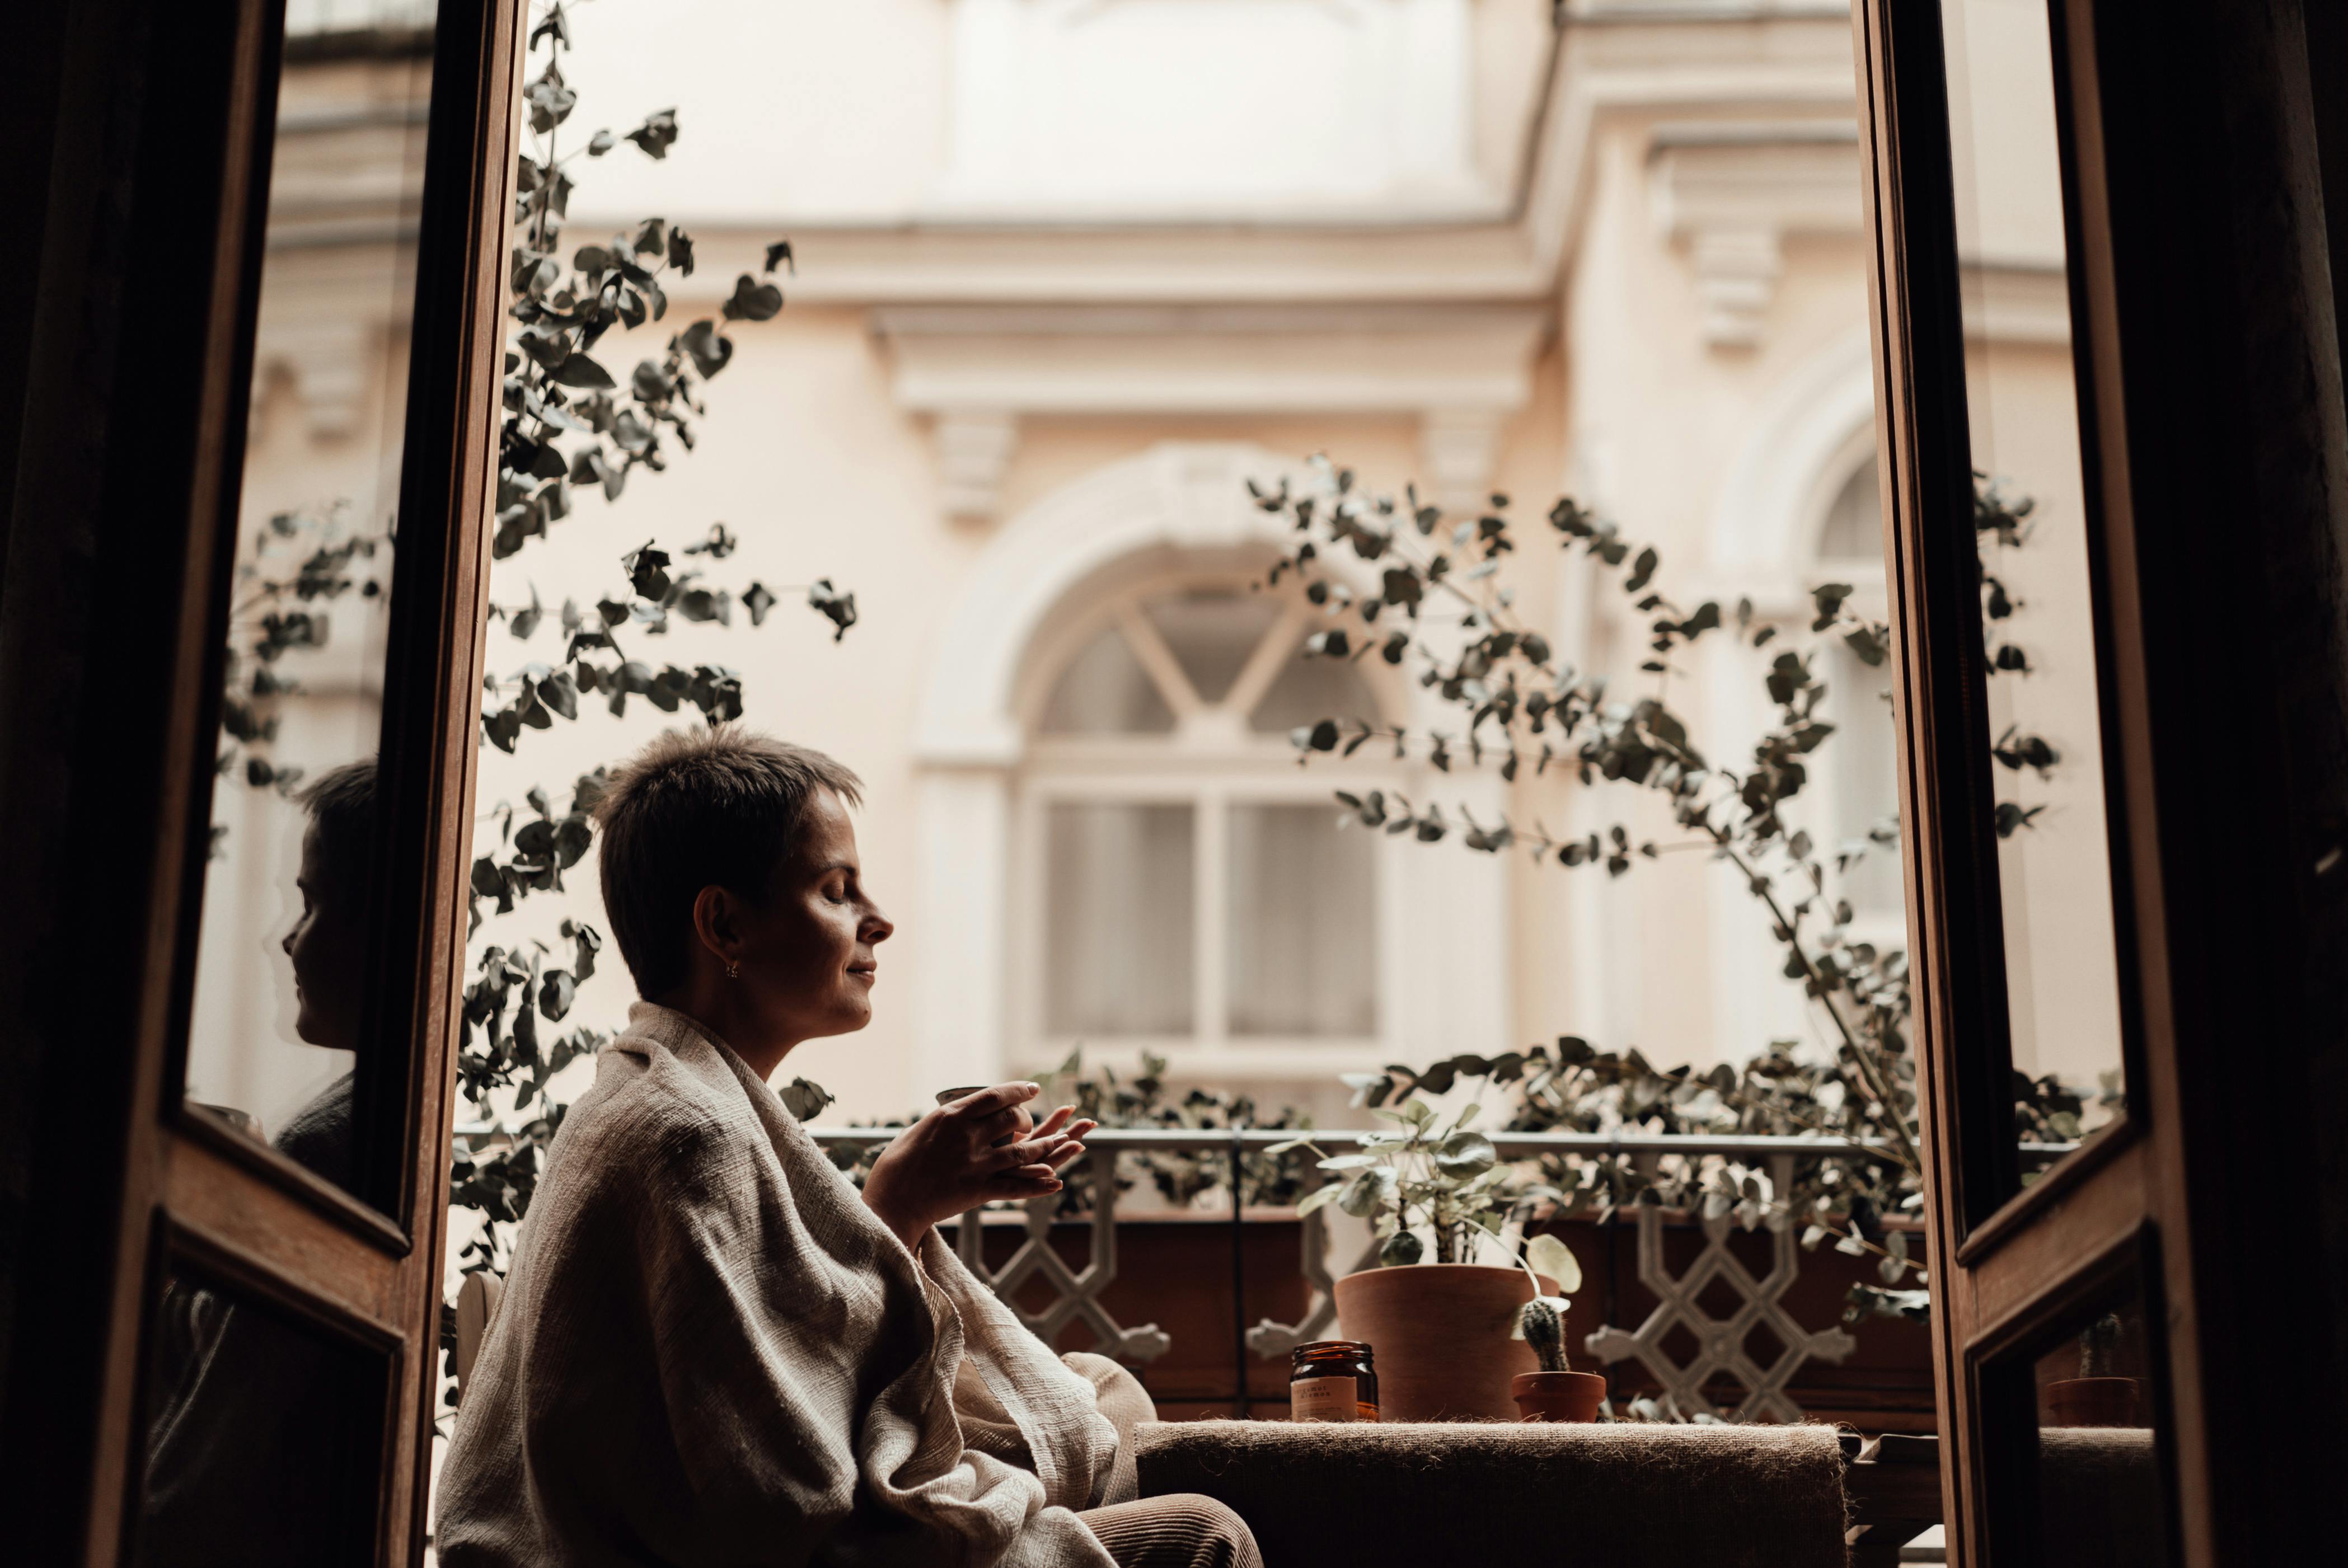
[{"xmin": 440, "ymin": 1, "xmax": 853, "ymax": 1392}]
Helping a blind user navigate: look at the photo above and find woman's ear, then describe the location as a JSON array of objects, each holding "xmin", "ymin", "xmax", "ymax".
[{"xmin": 690, "ymin": 884, "xmax": 741, "ymax": 973}]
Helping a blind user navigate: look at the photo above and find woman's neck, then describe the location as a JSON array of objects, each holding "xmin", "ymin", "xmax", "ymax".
[{"xmin": 654, "ymin": 983, "xmax": 799, "ymax": 1082}]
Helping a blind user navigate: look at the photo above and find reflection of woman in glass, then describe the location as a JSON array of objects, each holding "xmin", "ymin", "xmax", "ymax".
[
  {"xmin": 439, "ymin": 727, "xmax": 1258, "ymax": 1568},
  {"xmin": 269, "ymin": 757, "xmax": 377, "ymax": 1186},
  {"xmin": 140, "ymin": 760, "xmax": 379, "ymax": 1565}
]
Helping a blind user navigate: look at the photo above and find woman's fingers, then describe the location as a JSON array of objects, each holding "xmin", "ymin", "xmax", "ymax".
[
  {"xmin": 1032, "ymin": 1105, "xmax": 1075, "ymax": 1140},
  {"xmin": 986, "ymin": 1166, "xmax": 1063, "ymax": 1198},
  {"xmin": 994, "ymin": 1133, "xmax": 1063, "ymax": 1171},
  {"xmin": 949, "ymin": 1082, "xmax": 1043, "ymax": 1120}
]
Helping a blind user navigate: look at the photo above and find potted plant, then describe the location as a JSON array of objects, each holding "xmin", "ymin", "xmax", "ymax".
[
  {"xmin": 1512, "ymin": 1281, "xmax": 1607, "ymax": 1423},
  {"xmin": 2045, "ymin": 1314, "xmax": 2141, "ymax": 1428},
  {"xmin": 1276, "ymin": 1099, "xmax": 1573, "ymax": 1421}
]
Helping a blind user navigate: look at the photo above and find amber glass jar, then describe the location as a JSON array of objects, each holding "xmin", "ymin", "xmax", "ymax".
[{"xmin": 1288, "ymin": 1340, "xmax": 1379, "ymax": 1423}]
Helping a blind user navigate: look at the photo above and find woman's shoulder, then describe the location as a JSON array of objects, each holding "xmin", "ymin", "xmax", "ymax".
[{"xmin": 547, "ymin": 1035, "xmax": 774, "ymax": 1199}]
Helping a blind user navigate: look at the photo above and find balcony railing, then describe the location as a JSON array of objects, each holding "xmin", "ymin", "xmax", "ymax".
[{"xmin": 804, "ymin": 1126, "xmax": 2075, "ymax": 1423}]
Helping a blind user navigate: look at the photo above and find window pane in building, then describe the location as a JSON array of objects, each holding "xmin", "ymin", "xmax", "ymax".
[
  {"xmin": 1227, "ymin": 803, "xmax": 1375, "ymax": 1037},
  {"xmin": 1825, "ymin": 641, "xmax": 1904, "ymax": 922},
  {"xmin": 1044, "ymin": 803, "xmax": 1194, "ymax": 1034},
  {"xmin": 1250, "ymin": 644, "xmax": 1379, "ymax": 733},
  {"xmin": 1039, "ymin": 625, "xmax": 1178, "ymax": 734},
  {"xmin": 1143, "ymin": 589, "xmax": 1281, "ymax": 704}
]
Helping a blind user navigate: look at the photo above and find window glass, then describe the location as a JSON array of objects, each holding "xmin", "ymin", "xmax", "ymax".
[
  {"xmin": 180, "ymin": 6, "xmax": 438, "ymax": 1200},
  {"xmin": 1039, "ymin": 625, "xmax": 1179, "ymax": 735},
  {"xmin": 1251, "ymin": 644, "xmax": 1379, "ymax": 733},
  {"xmin": 1942, "ymin": 0, "xmax": 2128, "ymax": 1173},
  {"xmin": 1988, "ymin": 1278, "xmax": 2175, "ymax": 1568},
  {"xmin": 1227, "ymin": 804, "xmax": 1376, "ymax": 1037},
  {"xmin": 1143, "ymin": 589, "xmax": 1282, "ymax": 705},
  {"xmin": 136, "ymin": 1259, "xmax": 388, "ymax": 1567},
  {"xmin": 1044, "ymin": 802, "xmax": 1194, "ymax": 1035}
]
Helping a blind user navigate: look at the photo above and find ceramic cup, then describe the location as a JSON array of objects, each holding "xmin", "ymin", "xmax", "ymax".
[{"xmin": 936, "ymin": 1086, "xmax": 1029, "ymax": 1148}]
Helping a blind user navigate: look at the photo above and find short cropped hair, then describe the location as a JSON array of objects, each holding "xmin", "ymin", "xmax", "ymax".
[
  {"xmin": 296, "ymin": 757, "xmax": 378, "ymax": 898},
  {"xmin": 593, "ymin": 726, "xmax": 864, "ymax": 998}
]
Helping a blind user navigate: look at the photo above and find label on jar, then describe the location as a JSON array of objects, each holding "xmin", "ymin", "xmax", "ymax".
[{"xmin": 1291, "ymin": 1374, "xmax": 1361, "ymax": 1422}]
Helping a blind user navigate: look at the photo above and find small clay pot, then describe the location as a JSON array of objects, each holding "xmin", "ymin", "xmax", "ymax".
[
  {"xmin": 2045, "ymin": 1376, "xmax": 2143, "ymax": 1428},
  {"xmin": 1512, "ymin": 1370, "xmax": 1607, "ymax": 1423},
  {"xmin": 1333, "ymin": 1264, "xmax": 1557, "ymax": 1422}
]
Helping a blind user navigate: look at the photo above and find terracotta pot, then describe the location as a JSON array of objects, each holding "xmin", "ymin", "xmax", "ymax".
[
  {"xmin": 2046, "ymin": 1376, "xmax": 2143, "ymax": 1428},
  {"xmin": 1512, "ymin": 1370, "xmax": 1607, "ymax": 1423},
  {"xmin": 1333, "ymin": 1264, "xmax": 1555, "ymax": 1422}
]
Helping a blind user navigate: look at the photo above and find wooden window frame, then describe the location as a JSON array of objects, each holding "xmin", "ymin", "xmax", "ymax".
[
  {"xmin": 0, "ymin": 1, "xmax": 520, "ymax": 1562},
  {"xmin": 1854, "ymin": 2, "xmax": 2348, "ymax": 1565}
]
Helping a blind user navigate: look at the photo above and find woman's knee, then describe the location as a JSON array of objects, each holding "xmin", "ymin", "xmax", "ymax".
[
  {"xmin": 1084, "ymin": 1494, "xmax": 1260, "ymax": 1568},
  {"xmin": 1182, "ymin": 1496, "xmax": 1258, "ymax": 1567}
]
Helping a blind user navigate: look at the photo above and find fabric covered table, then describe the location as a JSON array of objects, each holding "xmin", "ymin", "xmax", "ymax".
[{"xmin": 1133, "ymin": 1419, "xmax": 1849, "ymax": 1568}]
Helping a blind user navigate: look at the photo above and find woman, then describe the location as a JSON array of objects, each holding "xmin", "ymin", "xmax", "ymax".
[{"xmin": 439, "ymin": 727, "xmax": 1257, "ymax": 1568}]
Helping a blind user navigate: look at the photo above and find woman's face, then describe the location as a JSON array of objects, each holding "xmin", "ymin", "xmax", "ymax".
[
  {"xmin": 734, "ymin": 788, "xmax": 893, "ymax": 1045},
  {"xmin": 283, "ymin": 823, "xmax": 365, "ymax": 1053}
]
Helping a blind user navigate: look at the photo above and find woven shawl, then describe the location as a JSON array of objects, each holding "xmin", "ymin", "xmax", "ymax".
[{"xmin": 437, "ymin": 1003, "xmax": 1121, "ymax": 1568}]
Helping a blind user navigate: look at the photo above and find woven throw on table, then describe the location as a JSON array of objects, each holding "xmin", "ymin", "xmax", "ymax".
[{"xmin": 1133, "ymin": 1419, "xmax": 1848, "ymax": 1568}]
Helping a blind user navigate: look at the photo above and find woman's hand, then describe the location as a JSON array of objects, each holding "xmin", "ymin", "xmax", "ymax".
[{"xmin": 860, "ymin": 1083, "xmax": 1096, "ymax": 1252}]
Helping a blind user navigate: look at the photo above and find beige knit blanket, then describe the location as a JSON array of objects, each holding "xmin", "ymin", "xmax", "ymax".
[{"xmin": 438, "ymin": 1003, "xmax": 1122, "ymax": 1567}]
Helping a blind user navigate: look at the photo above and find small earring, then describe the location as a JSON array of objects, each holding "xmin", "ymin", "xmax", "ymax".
[{"xmin": 725, "ymin": 960, "xmax": 741, "ymax": 980}]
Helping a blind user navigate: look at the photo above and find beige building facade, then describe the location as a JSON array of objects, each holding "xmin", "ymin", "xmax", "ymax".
[{"xmin": 196, "ymin": 0, "xmax": 2119, "ymax": 1135}]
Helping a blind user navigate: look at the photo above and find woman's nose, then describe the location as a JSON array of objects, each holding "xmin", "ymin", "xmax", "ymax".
[{"xmin": 864, "ymin": 905, "xmax": 894, "ymax": 943}]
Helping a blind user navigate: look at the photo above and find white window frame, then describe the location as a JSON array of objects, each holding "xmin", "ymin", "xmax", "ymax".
[{"xmin": 1010, "ymin": 569, "xmax": 1412, "ymax": 1081}]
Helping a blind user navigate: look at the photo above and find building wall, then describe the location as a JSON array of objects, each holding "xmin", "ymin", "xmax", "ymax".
[{"xmin": 201, "ymin": 2, "xmax": 2111, "ymax": 1137}]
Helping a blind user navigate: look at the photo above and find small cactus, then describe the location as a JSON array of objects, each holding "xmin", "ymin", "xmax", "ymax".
[
  {"xmin": 2079, "ymin": 1313, "xmax": 2122, "ymax": 1378},
  {"xmin": 1520, "ymin": 1295, "xmax": 1572, "ymax": 1373}
]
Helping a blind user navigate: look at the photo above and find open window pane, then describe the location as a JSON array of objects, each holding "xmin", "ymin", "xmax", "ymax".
[
  {"xmin": 180, "ymin": 9, "xmax": 439, "ymax": 1199},
  {"xmin": 1142, "ymin": 589, "xmax": 1282, "ymax": 705},
  {"xmin": 1941, "ymin": 0, "xmax": 2127, "ymax": 1170},
  {"xmin": 1981, "ymin": 1272, "xmax": 2176, "ymax": 1568},
  {"xmin": 1044, "ymin": 802, "xmax": 1194, "ymax": 1035},
  {"xmin": 136, "ymin": 1258, "xmax": 390, "ymax": 1566},
  {"xmin": 1040, "ymin": 625, "xmax": 1179, "ymax": 735},
  {"xmin": 1227, "ymin": 803, "xmax": 1375, "ymax": 1037}
]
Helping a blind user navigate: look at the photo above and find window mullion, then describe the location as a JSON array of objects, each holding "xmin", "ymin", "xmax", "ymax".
[
  {"xmin": 1224, "ymin": 599, "xmax": 1309, "ymax": 721},
  {"xmin": 1116, "ymin": 604, "xmax": 1203, "ymax": 719},
  {"xmin": 1194, "ymin": 786, "xmax": 1228, "ymax": 1048}
]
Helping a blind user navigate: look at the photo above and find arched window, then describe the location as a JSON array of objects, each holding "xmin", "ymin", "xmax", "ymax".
[
  {"xmin": 1019, "ymin": 576, "xmax": 1389, "ymax": 1060},
  {"xmin": 1813, "ymin": 457, "xmax": 1904, "ymax": 925}
]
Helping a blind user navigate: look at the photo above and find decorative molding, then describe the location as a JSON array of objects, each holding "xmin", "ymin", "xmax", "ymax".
[
  {"xmin": 1703, "ymin": 323, "xmax": 1877, "ymax": 572},
  {"xmin": 1647, "ymin": 121, "xmax": 1864, "ymax": 350},
  {"xmin": 1685, "ymin": 227, "xmax": 1784, "ymax": 349},
  {"xmin": 1421, "ymin": 409, "xmax": 1508, "ymax": 514},
  {"xmin": 933, "ymin": 410, "xmax": 1019, "ymax": 523},
  {"xmin": 874, "ymin": 303, "xmax": 1549, "ymax": 417},
  {"xmin": 875, "ymin": 306, "xmax": 1548, "ymax": 520},
  {"xmin": 616, "ymin": 8, "xmax": 1865, "ymax": 311},
  {"xmin": 913, "ymin": 441, "xmax": 1307, "ymax": 765}
]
